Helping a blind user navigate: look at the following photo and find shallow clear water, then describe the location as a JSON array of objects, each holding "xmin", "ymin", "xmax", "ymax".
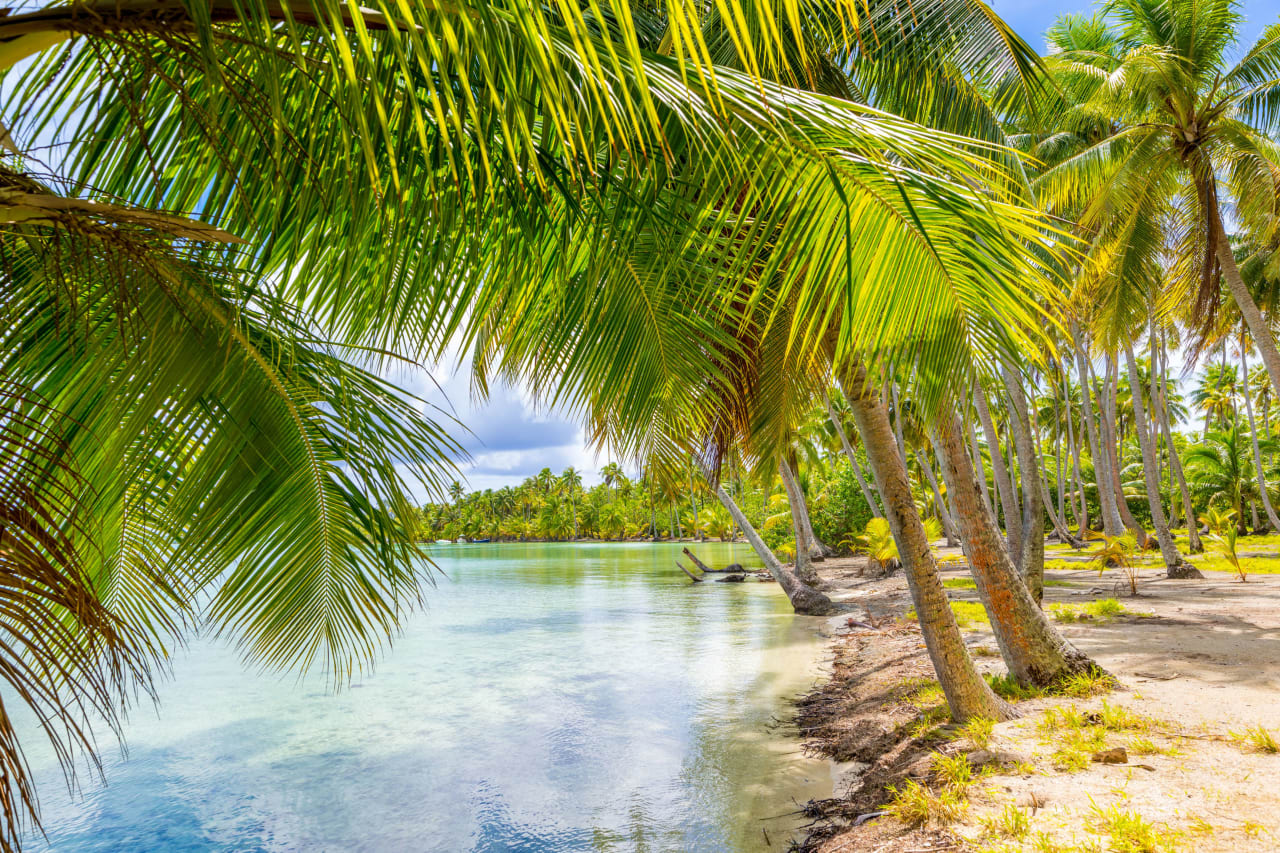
[{"xmin": 18, "ymin": 542, "xmax": 832, "ymax": 852}]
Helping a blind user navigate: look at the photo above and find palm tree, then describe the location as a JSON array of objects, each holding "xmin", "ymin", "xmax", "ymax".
[
  {"xmin": 1186, "ymin": 423, "xmax": 1267, "ymax": 534},
  {"xmin": 560, "ymin": 467, "xmax": 583, "ymax": 539},
  {"xmin": 2, "ymin": 0, "xmax": 1088, "ymax": 840},
  {"xmin": 1036, "ymin": 0, "xmax": 1280, "ymax": 402}
]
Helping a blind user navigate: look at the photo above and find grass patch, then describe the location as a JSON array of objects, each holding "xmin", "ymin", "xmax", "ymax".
[
  {"xmin": 943, "ymin": 577, "xmax": 977, "ymax": 589},
  {"xmin": 1059, "ymin": 669, "xmax": 1118, "ymax": 698},
  {"xmin": 1035, "ymin": 703, "xmax": 1157, "ymax": 772},
  {"xmin": 906, "ymin": 600, "xmax": 990, "ymax": 629},
  {"xmin": 1230, "ymin": 725, "xmax": 1279, "ymax": 753},
  {"xmin": 885, "ymin": 779, "xmax": 968, "ymax": 827},
  {"xmin": 961, "ymin": 716, "xmax": 995, "ymax": 749},
  {"xmin": 980, "ymin": 804, "xmax": 1032, "ymax": 840},
  {"xmin": 932, "ymin": 751, "xmax": 974, "ymax": 791},
  {"xmin": 1049, "ymin": 598, "xmax": 1145, "ymax": 623},
  {"xmin": 1190, "ymin": 555, "xmax": 1280, "ymax": 575},
  {"xmin": 1087, "ymin": 804, "xmax": 1178, "ymax": 852},
  {"xmin": 986, "ymin": 672, "xmax": 1046, "ymax": 701}
]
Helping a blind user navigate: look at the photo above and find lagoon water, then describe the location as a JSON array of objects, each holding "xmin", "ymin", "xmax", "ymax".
[{"xmin": 19, "ymin": 542, "xmax": 832, "ymax": 852}]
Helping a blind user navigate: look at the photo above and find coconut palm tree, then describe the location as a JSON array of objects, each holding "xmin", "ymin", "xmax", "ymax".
[
  {"xmin": 1035, "ymin": 0, "xmax": 1280, "ymax": 403},
  {"xmin": 1186, "ymin": 423, "xmax": 1269, "ymax": 534}
]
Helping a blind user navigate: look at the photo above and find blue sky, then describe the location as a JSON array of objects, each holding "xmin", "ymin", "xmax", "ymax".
[
  {"xmin": 1000, "ymin": 0, "xmax": 1280, "ymax": 48},
  {"xmin": 411, "ymin": 0, "xmax": 1280, "ymax": 498}
]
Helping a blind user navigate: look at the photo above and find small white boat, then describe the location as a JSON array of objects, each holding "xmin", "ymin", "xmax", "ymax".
[{"xmin": 435, "ymin": 539, "xmax": 452, "ymax": 544}]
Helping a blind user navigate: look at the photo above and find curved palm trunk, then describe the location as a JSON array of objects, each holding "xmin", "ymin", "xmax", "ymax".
[
  {"xmin": 1210, "ymin": 189, "xmax": 1280, "ymax": 407},
  {"xmin": 1241, "ymin": 343, "xmax": 1280, "ymax": 531},
  {"xmin": 1002, "ymin": 367, "xmax": 1045, "ymax": 599},
  {"xmin": 932, "ymin": 409, "xmax": 1103, "ymax": 686},
  {"xmin": 1074, "ymin": 334, "xmax": 1124, "ymax": 536},
  {"xmin": 825, "ymin": 394, "xmax": 884, "ymax": 514},
  {"xmin": 842, "ymin": 372, "xmax": 1012, "ymax": 722},
  {"xmin": 710, "ymin": 477, "xmax": 834, "ymax": 615},
  {"xmin": 973, "ymin": 381, "xmax": 1021, "ymax": 558},
  {"xmin": 1122, "ymin": 341, "xmax": 1197, "ymax": 577}
]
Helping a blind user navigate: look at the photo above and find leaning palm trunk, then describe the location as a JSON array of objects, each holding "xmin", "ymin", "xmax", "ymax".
[
  {"xmin": 790, "ymin": 458, "xmax": 837, "ymax": 557},
  {"xmin": 711, "ymin": 479, "xmax": 834, "ymax": 615},
  {"xmin": 1074, "ymin": 333, "xmax": 1124, "ymax": 536},
  {"xmin": 1241, "ymin": 343, "xmax": 1280, "ymax": 531},
  {"xmin": 973, "ymin": 381, "xmax": 1021, "ymax": 558},
  {"xmin": 1001, "ymin": 367, "xmax": 1045, "ymax": 598},
  {"xmin": 779, "ymin": 459, "xmax": 821, "ymax": 581},
  {"xmin": 1122, "ymin": 342, "xmax": 1196, "ymax": 577},
  {"xmin": 933, "ymin": 408, "xmax": 1102, "ymax": 686},
  {"xmin": 842, "ymin": 372, "xmax": 1013, "ymax": 721},
  {"xmin": 1063, "ymin": 363, "xmax": 1089, "ymax": 536},
  {"xmin": 825, "ymin": 394, "xmax": 884, "ymax": 514},
  {"xmin": 1207, "ymin": 185, "xmax": 1280, "ymax": 407}
]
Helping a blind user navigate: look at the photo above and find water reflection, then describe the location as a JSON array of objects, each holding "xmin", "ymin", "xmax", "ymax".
[{"xmin": 17, "ymin": 543, "xmax": 831, "ymax": 852}]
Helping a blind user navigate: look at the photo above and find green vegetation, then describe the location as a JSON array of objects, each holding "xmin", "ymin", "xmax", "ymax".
[
  {"xmin": 8, "ymin": 0, "xmax": 1280, "ymax": 844},
  {"xmin": 1049, "ymin": 599, "xmax": 1141, "ymax": 623}
]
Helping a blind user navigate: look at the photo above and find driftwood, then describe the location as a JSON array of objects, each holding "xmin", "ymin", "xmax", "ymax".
[
  {"xmin": 682, "ymin": 547, "xmax": 742, "ymax": 572},
  {"xmin": 677, "ymin": 561, "xmax": 703, "ymax": 582},
  {"xmin": 716, "ymin": 573, "xmax": 747, "ymax": 583}
]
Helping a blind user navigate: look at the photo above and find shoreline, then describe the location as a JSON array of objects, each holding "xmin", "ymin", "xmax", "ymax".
[{"xmin": 785, "ymin": 546, "xmax": 1280, "ymax": 852}]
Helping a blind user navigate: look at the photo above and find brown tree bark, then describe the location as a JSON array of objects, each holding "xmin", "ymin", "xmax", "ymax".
[
  {"xmin": 933, "ymin": 408, "xmax": 1103, "ymax": 687},
  {"xmin": 842, "ymin": 369, "xmax": 1013, "ymax": 721}
]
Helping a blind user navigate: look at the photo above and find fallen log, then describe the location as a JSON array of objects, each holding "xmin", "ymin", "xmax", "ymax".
[
  {"xmin": 681, "ymin": 547, "xmax": 742, "ymax": 572},
  {"xmin": 677, "ymin": 561, "xmax": 703, "ymax": 583}
]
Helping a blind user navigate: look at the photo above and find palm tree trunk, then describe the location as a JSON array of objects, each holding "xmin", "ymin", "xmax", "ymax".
[
  {"xmin": 1210, "ymin": 185, "xmax": 1280, "ymax": 406},
  {"xmin": 1074, "ymin": 330, "xmax": 1124, "ymax": 536},
  {"xmin": 973, "ymin": 381, "xmax": 1021, "ymax": 558},
  {"xmin": 1001, "ymin": 367, "xmax": 1045, "ymax": 598},
  {"xmin": 1053, "ymin": 391, "xmax": 1067, "ymax": 528},
  {"xmin": 710, "ymin": 478, "xmax": 835, "ymax": 615},
  {"xmin": 891, "ymin": 383, "xmax": 909, "ymax": 465},
  {"xmin": 1122, "ymin": 341, "xmax": 1197, "ymax": 577},
  {"xmin": 841, "ymin": 370, "xmax": 1013, "ymax": 721},
  {"xmin": 779, "ymin": 459, "xmax": 821, "ymax": 581},
  {"xmin": 825, "ymin": 394, "xmax": 884, "ymax": 514},
  {"xmin": 966, "ymin": 408, "xmax": 995, "ymax": 516},
  {"xmin": 1157, "ymin": 332, "xmax": 1202, "ymax": 553},
  {"xmin": 1034, "ymin": 409, "xmax": 1083, "ymax": 549},
  {"xmin": 932, "ymin": 408, "xmax": 1103, "ymax": 686},
  {"xmin": 1062, "ymin": 363, "xmax": 1089, "ymax": 535},
  {"xmin": 1241, "ymin": 340, "xmax": 1280, "ymax": 532},
  {"xmin": 914, "ymin": 448, "xmax": 960, "ymax": 546},
  {"xmin": 1103, "ymin": 356, "xmax": 1150, "ymax": 545}
]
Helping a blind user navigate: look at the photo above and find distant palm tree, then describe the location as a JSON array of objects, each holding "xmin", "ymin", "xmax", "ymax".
[{"xmin": 1186, "ymin": 423, "xmax": 1270, "ymax": 534}]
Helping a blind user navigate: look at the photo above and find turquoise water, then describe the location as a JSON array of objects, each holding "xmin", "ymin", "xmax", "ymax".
[{"xmin": 19, "ymin": 542, "xmax": 832, "ymax": 852}]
